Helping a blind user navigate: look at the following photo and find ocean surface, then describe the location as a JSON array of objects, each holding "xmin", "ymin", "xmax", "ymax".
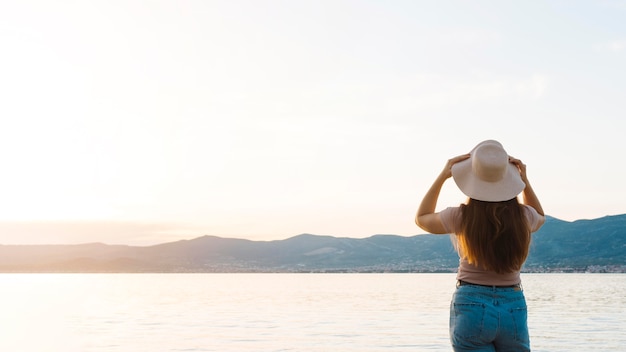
[{"xmin": 1, "ymin": 273, "xmax": 624, "ymax": 351}]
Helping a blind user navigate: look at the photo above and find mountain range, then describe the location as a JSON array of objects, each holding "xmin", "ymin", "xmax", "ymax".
[{"xmin": 0, "ymin": 214, "xmax": 624, "ymax": 273}]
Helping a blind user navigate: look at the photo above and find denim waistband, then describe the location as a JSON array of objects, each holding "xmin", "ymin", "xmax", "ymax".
[{"xmin": 456, "ymin": 280, "xmax": 522, "ymax": 291}]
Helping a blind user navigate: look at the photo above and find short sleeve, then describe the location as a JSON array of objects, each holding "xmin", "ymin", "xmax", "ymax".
[
  {"xmin": 523, "ymin": 205, "xmax": 545, "ymax": 232},
  {"xmin": 439, "ymin": 207, "xmax": 462, "ymax": 234}
]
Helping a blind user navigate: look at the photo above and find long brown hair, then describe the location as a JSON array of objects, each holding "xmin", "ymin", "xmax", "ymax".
[{"xmin": 457, "ymin": 198, "xmax": 531, "ymax": 274}]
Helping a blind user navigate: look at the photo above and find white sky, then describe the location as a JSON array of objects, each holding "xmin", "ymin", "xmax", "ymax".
[{"xmin": 1, "ymin": 0, "xmax": 625, "ymax": 245}]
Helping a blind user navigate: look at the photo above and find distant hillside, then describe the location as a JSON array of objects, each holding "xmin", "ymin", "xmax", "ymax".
[
  {"xmin": 0, "ymin": 214, "xmax": 624, "ymax": 273},
  {"xmin": 525, "ymin": 215, "xmax": 626, "ymax": 271}
]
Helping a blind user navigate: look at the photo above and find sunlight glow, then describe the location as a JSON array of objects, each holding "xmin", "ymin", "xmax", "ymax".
[{"xmin": 0, "ymin": 1, "xmax": 625, "ymax": 244}]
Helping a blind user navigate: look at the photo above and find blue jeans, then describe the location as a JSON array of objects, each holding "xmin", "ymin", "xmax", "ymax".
[{"xmin": 450, "ymin": 283, "xmax": 530, "ymax": 352}]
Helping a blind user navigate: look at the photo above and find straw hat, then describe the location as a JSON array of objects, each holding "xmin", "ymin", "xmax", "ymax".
[{"xmin": 451, "ymin": 140, "xmax": 525, "ymax": 202}]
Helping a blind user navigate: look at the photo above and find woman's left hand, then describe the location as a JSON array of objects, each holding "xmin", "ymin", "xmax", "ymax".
[{"xmin": 441, "ymin": 154, "xmax": 470, "ymax": 179}]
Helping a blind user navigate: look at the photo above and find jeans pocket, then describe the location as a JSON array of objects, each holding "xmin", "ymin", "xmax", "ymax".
[
  {"xmin": 508, "ymin": 306, "xmax": 529, "ymax": 343},
  {"xmin": 451, "ymin": 302, "xmax": 486, "ymax": 341}
]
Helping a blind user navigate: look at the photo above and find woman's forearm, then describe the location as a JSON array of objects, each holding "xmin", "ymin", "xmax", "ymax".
[
  {"xmin": 522, "ymin": 180, "xmax": 544, "ymax": 216},
  {"xmin": 417, "ymin": 172, "xmax": 448, "ymax": 218},
  {"xmin": 509, "ymin": 156, "xmax": 544, "ymax": 216},
  {"xmin": 415, "ymin": 154, "xmax": 469, "ymax": 233}
]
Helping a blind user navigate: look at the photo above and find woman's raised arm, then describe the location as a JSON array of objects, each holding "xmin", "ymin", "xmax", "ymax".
[{"xmin": 415, "ymin": 154, "xmax": 469, "ymax": 234}]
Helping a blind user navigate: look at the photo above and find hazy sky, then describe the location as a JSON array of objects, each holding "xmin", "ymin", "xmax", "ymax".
[{"xmin": 1, "ymin": 1, "xmax": 625, "ymax": 245}]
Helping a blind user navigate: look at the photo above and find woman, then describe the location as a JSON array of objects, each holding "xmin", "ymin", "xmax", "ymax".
[{"xmin": 416, "ymin": 140, "xmax": 545, "ymax": 352}]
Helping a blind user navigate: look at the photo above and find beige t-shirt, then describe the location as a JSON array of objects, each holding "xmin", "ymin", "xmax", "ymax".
[{"xmin": 439, "ymin": 205, "xmax": 544, "ymax": 286}]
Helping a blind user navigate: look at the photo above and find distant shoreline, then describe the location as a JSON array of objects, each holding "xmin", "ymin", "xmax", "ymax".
[{"xmin": 2, "ymin": 266, "xmax": 625, "ymax": 274}]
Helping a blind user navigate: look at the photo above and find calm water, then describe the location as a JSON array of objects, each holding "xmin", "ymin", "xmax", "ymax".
[{"xmin": 0, "ymin": 273, "xmax": 624, "ymax": 351}]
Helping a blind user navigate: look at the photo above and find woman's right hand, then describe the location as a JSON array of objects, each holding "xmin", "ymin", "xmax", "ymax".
[{"xmin": 508, "ymin": 156, "xmax": 528, "ymax": 183}]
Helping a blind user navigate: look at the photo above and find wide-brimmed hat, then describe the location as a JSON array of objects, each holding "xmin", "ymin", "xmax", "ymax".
[{"xmin": 451, "ymin": 140, "xmax": 525, "ymax": 202}]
